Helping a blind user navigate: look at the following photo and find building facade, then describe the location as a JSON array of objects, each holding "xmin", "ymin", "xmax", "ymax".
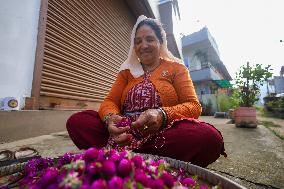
[
  {"xmin": 0, "ymin": 0, "xmax": 181, "ymax": 110},
  {"xmin": 182, "ymin": 27, "xmax": 232, "ymax": 112}
]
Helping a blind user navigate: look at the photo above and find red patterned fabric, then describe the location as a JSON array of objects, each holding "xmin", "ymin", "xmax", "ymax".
[
  {"xmin": 123, "ymin": 72, "xmax": 161, "ymax": 112},
  {"xmin": 107, "ymin": 72, "xmax": 165, "ymax": 150}
]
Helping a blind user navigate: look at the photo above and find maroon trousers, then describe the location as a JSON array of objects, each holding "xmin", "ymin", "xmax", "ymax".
[{"xmin": 66, "ymin": 110, "xmax": 225, "ymax": 167}]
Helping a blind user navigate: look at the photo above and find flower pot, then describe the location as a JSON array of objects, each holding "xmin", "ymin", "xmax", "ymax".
[{"xmin": 234, "ymin": 107, "xmax": 257, "ymax": 128}]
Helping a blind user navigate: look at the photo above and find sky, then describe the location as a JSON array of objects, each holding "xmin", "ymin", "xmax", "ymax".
[{"xmin": 178, "ymin": 0, "xmax": 284, "ymax": 79}]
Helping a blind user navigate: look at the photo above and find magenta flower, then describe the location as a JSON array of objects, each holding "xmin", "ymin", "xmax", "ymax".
[
  {"xmin": 109, "ymin": 151, "xmax": 120, "ymax": 163},
  {"xmin": 91, "ymin": 179, "xmax": 107, "ymax": 189},
  {"xmin": 84, "ymin": 147, "xmax": 98, "ymax": 162},
  {"xmin": 149, "ymin": 178, "xmax": 164, "ymax": 189},
  {"xmin": 86, "ymin": 162, "xmax": 98, "ymax": 175},
  {"xmin": 116, "ymin": 117, "xmax": 131, "ymax": 127},
  {"xmin": 200, "ymin": 185, "xmax": 208, "ymax": 189},
  {"xmin": 102, "ymin": 160, "xmax": 116, "ymax": 178},
  {"xmin": 108, "ymin": 176, "xmax": 123, "ymax": 189},
  {"xmin": 131, "ymin": 155, "xmax": 143, "ymax": 169},
  {"xmin": 160, "ymin": 172, "xmax": 175, "ymax": 188},
  {"xmin": 118, "ymin": 159, "xmax": 132, "ymax": 177},
  {"xmin": 134, "ymin": 171, "xmax": 149, "ymax": 187},
  {"xmin": 37, "ymin": 167, "xmax": 58, "ymax": 188},
  {"xmin": 78, "ymin": 185, "xmax": 89, "ymax": 189},
  {"xmin": 46, "ymin": 183, "xmax": 58, "ymax": 189},
  {"xmin": 97, "ymin": 149, "xmax": 106, "ymax": 162},
  {"xmin": 181, "ymin": 177, "xmax": 195, "ymax": 187},
  {"xmin": 19, "ymin": 148, "xmax": 218, "ymax": 189},
  {"xmin": 57, "ymin": 153, "xmax": 74, "ymax": 167}
]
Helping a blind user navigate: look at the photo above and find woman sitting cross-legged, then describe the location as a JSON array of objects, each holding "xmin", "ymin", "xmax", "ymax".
[{"xmin": 66, "ymin": 15, "xmax": 226, "ymax": 168}]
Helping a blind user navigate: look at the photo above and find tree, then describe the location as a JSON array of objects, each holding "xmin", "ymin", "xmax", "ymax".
[{"xmin": 235, "ymin": 62, "xmax": 273, "ymax": 107}]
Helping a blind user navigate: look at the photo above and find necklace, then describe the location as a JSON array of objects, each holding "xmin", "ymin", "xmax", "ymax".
[{"xmin": 142, "ymin": 59, "xmax": 162, "ymax": 73}]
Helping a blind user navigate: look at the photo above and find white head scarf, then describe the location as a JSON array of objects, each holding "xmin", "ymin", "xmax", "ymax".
[{"xmin": 119, "ymin": 15, "xmax": 182, "ymax": 78}]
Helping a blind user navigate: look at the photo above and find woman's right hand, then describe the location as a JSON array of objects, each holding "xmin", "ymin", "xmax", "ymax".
[{"xmin": 107, "ymin": 114, "xmax": 132, "ymax": 146}]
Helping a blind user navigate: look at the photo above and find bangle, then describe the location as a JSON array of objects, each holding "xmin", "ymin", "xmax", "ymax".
[
  {"xmin": 103, "ymin": 113, "xmax": 114, "ymax": 126},
  {"xmin": 158, "ymin": 107, "xmax": 167, "ymax": 129}
]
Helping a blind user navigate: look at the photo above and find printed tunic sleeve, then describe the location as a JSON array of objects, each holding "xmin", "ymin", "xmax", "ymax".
[
  {"xmin": 162, "ymin": 64, "xmax": 202, "ymax": 123},
  {"xmin": 98, "ymin": 70, "xmax": 128, "ymax": 120}
]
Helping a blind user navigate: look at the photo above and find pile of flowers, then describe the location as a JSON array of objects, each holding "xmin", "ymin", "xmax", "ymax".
[{"xmin": 17, "ymin": 148, "xmax": 218, "ymax": 189}]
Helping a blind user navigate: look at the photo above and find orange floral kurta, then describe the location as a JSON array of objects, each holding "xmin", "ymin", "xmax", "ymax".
[{"xmin": 98, "ymin": 59, "xmax": 202, "ymax": 124}]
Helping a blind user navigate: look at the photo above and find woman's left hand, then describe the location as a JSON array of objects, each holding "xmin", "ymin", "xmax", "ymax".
[{"xmin": 131, "ymin": 109, "xmax": 163, "ymax": 135}]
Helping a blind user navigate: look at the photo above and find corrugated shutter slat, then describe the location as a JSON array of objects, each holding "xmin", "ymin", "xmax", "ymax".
[{"xmin": 40, "ymin": 0, "xmax": 135, "ymax": 108}]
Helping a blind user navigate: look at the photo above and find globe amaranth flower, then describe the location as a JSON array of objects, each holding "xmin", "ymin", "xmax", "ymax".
[
  {"xmin": 59, "ymin": 171, "xmax": 82, "ymax": 189},
  {"xmin": 199, "ymin": 185, "xmax": 208, "ymax": 189},
  {"xmin": 101, "ymin": 160, "xmax": 116, "ymax": 178},
  {"xmin": 108, "ymin": 176, "xmax": 123, "ymax": 189},
  {"xmin": 91, "ymin": 179, "xmax": 107, "ymax": 189},
  {"xmin": 134, "ymin": 170, "xmax": 149, "ymax": 187},
  {"xmin": 37, "ymin": 167, "xmax": 59, "ymax": 188},
  {"xmin": 131, "ymin": 155, "xmax": 144, "ymax": 169},
  {"xmin": 181, "ymin": 177, "xmax": 195, "ymax": 187},
  {"xmin": 116, "ymin": 117, "xmax": 131, "ymax": 127},
  {"xmin": 160, "ymin": 172, "xmax": 175, "ymax": 188},
  {"xmin": 118, "ymin": 158, "xmax": 132, "ymax": 177},
  {"xmin": 150, "ymin": 178, "xmax": 165, "ymax": 189},
  {"xmin": 19, "ymin": 147, "xmax": 217, "ymax": 189},
  {"xmin": 57, "ymin": 153, "xmax": 74, "ymax": 167},
  {"xmin": 83, "ymin": 147, "xmax": 99, "ymax": 162}
]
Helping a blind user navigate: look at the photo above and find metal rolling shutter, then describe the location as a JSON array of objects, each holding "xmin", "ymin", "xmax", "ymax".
[{"xmin": 40, "ymin": 0, "xmax": 135, "ymax": 109}]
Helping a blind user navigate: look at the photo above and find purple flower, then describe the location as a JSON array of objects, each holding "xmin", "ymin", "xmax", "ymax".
[
  {"xmin": 110, "ymin": 153, "xmax": 120, "ymax": 162},
  {"xmin": 78, "ymin": 184, "xmax": 90, "ymax": 189},
  {"xmin": 59, "ymin": 171, "xmax": 82, "ymax": 189},
  {"xmin": 181, "ymin": 177, "xmax": 195, "ymax": 187},
  {"xmin": 134, "ymin": 170, "xmax": 149, "ymax": 187},
  {"xmin": 46, "ymin": 183, "xmax": 58, "ymax": 189},
  {"xmin": 108, "ymin": 176, "xmax": 123, "ymax": 189},
  {"xmin": 86, "ymin": 162, "xmax": 98, "ymax": 175},
  {"xmin": 131, "ymin": 155, "xmax": 143, "ymax": 169},
  {"xmin": 116, "ymin": 117, "xmax": 131, "ymax": 127},
  {"xmin": 37, "ymin": 167, "xmax": 58, "ymax": 188},
  {"xmin": 24, "ymin": 157, "xmax": 53, "ymax": 178},
  {"xmin": 102, "ymin": 160, "xmax": 116, "ymax": 178},
  {"xmin": 119, "ymin": 150, "xmax": 128, "ymax": 160},
  {"xmin": 160, "ymin": 172, "xmax": 175, "ymax": 188},
  {"xmin": 97, "ymin": 149, "xmax": 106, "ymax": 162},
  {"xmin": 57, "ymin": 153, "xmax": 74, "ymax": 167},
  {"xmin": 118, "ymin": 159, "xmax": 132, "ymax": 177},
  {"xmin": 149, "ymin": 178, "xmax": 164, "ymax": 189},
  {"xmin": 91, "ymin": 179, "xmax": 107, "ymax": 189},
  {"xmin": 84, "ymin": 147, "xmax": 99, "ymax": 162},
  {"xmin": 200, "ymin": 185, "xmax": 208, "ymax": 189}
]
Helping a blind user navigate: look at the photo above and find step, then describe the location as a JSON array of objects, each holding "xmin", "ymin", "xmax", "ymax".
[{"xmin": 0, "ymin": 110, "xmax": 78, "ymax": 143}]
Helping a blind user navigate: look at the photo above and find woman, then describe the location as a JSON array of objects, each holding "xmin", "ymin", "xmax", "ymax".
[{"xmin": 66, "ymin": 15, "xmax": 226, "ymax": 167}]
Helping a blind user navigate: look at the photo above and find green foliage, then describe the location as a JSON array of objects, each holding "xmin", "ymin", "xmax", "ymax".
[
  {"xmin": 234, "ymin": 63, "xmax": 273, "ymax": 107},
  {"xmin": 218, "ymin": 95, "xmax": 232, "ymax": 112},
  {"xmin": 229, "ymin": 90, "xmax": 242, "ymax": 108}
]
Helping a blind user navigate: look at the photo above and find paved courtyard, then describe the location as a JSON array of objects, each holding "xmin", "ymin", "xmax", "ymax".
[{"xmin": 1, "ymin": 116, "xmax": 283, "ymax": 189}]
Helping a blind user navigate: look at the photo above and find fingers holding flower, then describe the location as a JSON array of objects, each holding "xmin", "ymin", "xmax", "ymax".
[{"xmin": 131, "ymin": 109, "xmax": 163, "ymax": 135}]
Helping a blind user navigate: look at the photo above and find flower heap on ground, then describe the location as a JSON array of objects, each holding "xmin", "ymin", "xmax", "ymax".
[{"xmin": 16, "ymin": 147, "xmax": 216, "ymax": 189}]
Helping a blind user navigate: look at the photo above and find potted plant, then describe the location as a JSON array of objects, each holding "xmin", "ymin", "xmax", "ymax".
[{"xmin": 234, "ymin": 62, "xmax": 272, "ymax": 127}]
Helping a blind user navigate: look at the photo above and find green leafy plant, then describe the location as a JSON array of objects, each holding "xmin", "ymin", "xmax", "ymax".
[
  {"xmin": 234, "ymin": 62, "xmax": 273, "ymax": 107},
  {"xmin": 218, "ymin": 95, "xmax": 232, "ymax": 112}
]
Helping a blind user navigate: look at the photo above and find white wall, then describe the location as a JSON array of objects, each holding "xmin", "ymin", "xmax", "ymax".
[{"xmin": 0, "ymin": 0, "xmax": 40, "ymax": 109}]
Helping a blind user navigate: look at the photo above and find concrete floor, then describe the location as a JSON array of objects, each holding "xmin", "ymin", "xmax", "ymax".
[{"xmin": 0, "ymin": 115, "xmax": 283, "ymax": 189}]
